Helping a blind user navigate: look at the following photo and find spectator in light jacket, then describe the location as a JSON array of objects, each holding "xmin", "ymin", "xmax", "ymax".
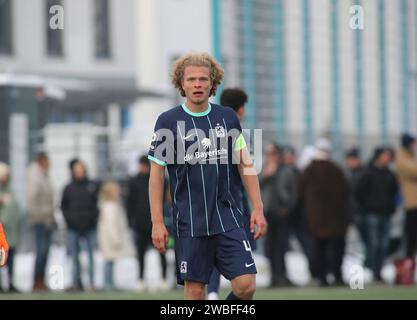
[
  {"xmin": 395, "ymin": 134, "xmax": 417, "ymax": 260},
  {"xmin": 98, "ymin": 181, "xmax": 135, "ymax": 290},
  {"xmin": 27, "ymin": 152, "xmax": 55, "ymax": 291}
]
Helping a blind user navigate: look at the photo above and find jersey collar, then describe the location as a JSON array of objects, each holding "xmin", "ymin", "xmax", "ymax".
[{"xmin": 181, "ymin": 102, "xmax": 212, "ymax": 117}]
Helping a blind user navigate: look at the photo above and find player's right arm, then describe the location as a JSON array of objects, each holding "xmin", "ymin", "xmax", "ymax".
[{"xmin": 149, "ymin": 162, "xmax": 169, "ymax": 254}]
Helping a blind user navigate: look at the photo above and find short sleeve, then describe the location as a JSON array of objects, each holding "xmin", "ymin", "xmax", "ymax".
[
  {"xmin": 234, "ymin": 133, "xmax": 247, "ymax": 151},
  {"xmin": 230, "ymin": 111, "xmax": 246, "ymax": 152},
  {"xmin": 148, "ymin": 115, "xmax": 169, "ymax": 166}
]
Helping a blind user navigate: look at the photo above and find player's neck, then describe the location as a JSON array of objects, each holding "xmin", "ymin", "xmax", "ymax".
[{"xmin": 184, "ymin": 100, "xmax": 210, "ymax": 114}]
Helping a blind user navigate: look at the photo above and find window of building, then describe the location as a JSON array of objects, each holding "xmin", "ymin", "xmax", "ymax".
[
  {"xmin": 0, "ymin": 0, "xmax": 13, "ymax": 55},
  {"xmin": 94, "ymin": 0, "xmax": 111, "ymax": 59},
  {"xmin": 46, "ymin": 0, "xmax": 64, "ymax": 57}
]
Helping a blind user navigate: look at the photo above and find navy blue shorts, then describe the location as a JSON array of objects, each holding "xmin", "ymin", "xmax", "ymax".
[{"xmin": 174, "ymin": 227, "xmax": 257, "ymax": 285}]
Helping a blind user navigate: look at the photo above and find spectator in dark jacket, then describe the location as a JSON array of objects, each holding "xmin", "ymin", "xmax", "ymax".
[
  {"xmin": 127, "ymin": 155, "xmax": 168, "ymax": 292},
  {"xmin": 344, "ymin": 148, "xmax": 367, "ymax": 247},
  {"xmin": 299, "ymin": 139, "xmax": 350, "ymax": 286},
  {"xmin": 282, "ymin": 145, "xmax": 316, "ymax": 281},
  {"xmin": 61, "ymin": 160, "xmax": 99, "ymax": 291},
  {"xmin": 356, "ymin": 147, "xmax": 399, "ymax": 282},
  {"xmin": 260, "ymin": 143, "xmax": 297, "ymax": 287}
]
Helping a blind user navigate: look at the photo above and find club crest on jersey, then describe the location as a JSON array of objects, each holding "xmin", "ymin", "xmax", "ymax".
[
  {"xmin": 215, "ymin": 124, "xmax": 226, "ymax": 138},
  {"xmin": 180, "ymin": 261, "xmax": 187, "ymax": 274}
]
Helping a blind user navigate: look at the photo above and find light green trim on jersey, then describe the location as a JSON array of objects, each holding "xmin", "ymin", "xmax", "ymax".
[
  {"xmin": 148, "ymin": 155, "xmax": 167, "ymax": 167},
  {"xmin": 181, "ymin": 103, "xmax": 212, "ymax": 117},
  {"xmin": 234, "ymin": 133, "xmax": 247, "ymax": 151}
]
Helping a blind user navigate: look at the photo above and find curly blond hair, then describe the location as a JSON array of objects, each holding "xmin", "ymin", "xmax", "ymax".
[{"xmin": 171, "ymin": 52, "xmax": 224, "ymax": 97}]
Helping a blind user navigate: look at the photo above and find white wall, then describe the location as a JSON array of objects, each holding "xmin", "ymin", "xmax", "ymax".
[
  {"xmin": 127, "ymin": 0, "xmax": 213, "ymax": 164},
  {"xmin": 285, "ymin": 0, "xmax": 304, "ymax": 137},
  {"xmin": 134, "ymin": 0, "xmax": 212, "ymax": 93},
  {"xmin": 361, "ymin": 0, "xmax": 380, "ymax": 137},
  {"xmin": 311, "ymin": 0, "xmax": 331, "ymax": 135},
  {"xmin": 0, "ymin": 0, "xmax": 136, "ymax": 79},
  {"xmin": 385, "ymin": 1, "xmax": 402, "ymax": 136},
  {"xmin": 220, "ymin": 0, "xmax": 240, "ymax": 87},
  {"xmin": 410, "ymin": 0, "xmax": 417, "ymax": 135},
  {"xmin": 339, "ymin": 0, "xmax": 356, "ymax": 136}
]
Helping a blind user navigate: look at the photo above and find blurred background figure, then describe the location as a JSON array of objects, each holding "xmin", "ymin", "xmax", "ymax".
[
  {"xmin": 98, "ymin": 181, "xmax": 135, "ymax": 291},
  {"xmin": 61, "ymin": 160, "xmax": 99, "ymax": 292},
  {"xmin": 356, "ymin": 147, "xmax": 398, "ymax": 282},
  {"xmin": 282, "ymin": 146, "xmax": 297, "ymax": 168},
  {"xmin": 299, "ymin": 138, "xmax": 349, "ymax": 287},
  {"xmin": 344, "ymin": 148, "xmax": 367, "ymax": 251},
  {"xmin": 207, "ymin": 87, "xmax": 254, "ymax": 300},
  {"xmin": 297, "ymin": 145, "xmax": 318, "ymax": 172},
  {"xmin": 395, "ymin": 134, "xmax": 417, "ymax": 262},
  {"xmin": 0, "ymin": 163, "xmax": 21, "ymax": 293},
  {"xmin": 127, "ymin": 155, "xmax": 168, "ymax": 292},
  {"xmin": 282, "ymin": 145, "xmax": 316, "ymax": 282},
  {"xmin": 27, "ymin": 152, "xmax": 55, "ymax": 292},
  {"xmin": 260, "ymin": 143, "xmax": 297, "ymax": 287}
]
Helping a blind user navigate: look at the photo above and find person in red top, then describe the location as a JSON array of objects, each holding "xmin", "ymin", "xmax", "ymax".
[{"xmin": 0, "ymin": 223, "xmax": 8, "ymax": 267}]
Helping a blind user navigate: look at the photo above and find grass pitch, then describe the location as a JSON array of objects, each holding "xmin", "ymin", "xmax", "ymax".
[{"xmin": 1, "ymin": 284, "xmax": 416, "ymax": 300}]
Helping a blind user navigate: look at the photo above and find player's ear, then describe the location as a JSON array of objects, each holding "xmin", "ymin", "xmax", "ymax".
[
  {"xmin": 181, "ymin": 80, "xmax": 187, "ymax": 97},
  {"xmin": 238, "ymin": 106, "xmax": 245, "ymax": 119}
]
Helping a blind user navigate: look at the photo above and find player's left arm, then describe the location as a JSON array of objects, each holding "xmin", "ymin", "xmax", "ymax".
[{"xmin": 235, "ymin": 143, "xmax": 267, "ymax": 240}]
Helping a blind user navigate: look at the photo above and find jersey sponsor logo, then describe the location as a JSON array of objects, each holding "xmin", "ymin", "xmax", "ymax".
[
  {"xmin": 201, "ymin": 138, "xmax": 211, "ymax": 149},
  {"xmin": 180, "ymin": 261, "xmax": 187, "ymax": 274},
  {"xmin": 183, "ymin": 148, "xmax": 228, "ymax": 162},
  {"xmin": 245, "ymin": 262, "xmax": 255, "ymax": 268}
]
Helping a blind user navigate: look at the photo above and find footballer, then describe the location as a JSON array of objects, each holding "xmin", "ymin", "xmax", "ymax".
[{"xmin": 148, "ymin": 52, "xmax": 267, "ymax": 300}]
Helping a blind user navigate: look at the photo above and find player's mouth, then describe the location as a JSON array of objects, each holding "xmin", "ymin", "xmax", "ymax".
[{"xmin": 193, "ymin": 91, "xmax": 204, "ymax": 97}]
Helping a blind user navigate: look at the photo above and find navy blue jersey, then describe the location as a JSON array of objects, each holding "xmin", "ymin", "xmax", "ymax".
[{"xmin": 148, "ymin": 103, "xmax": 247, "ymax": 238}]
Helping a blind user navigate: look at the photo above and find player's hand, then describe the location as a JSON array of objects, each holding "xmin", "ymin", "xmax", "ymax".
[
  {"xmin": 152, "ymin": 222, "xmax": 169, "ymax": 255},
  {"xmin": 250, "ymin": 208, "xmax": 267, "ymax": 240},
  {"xmin": 0, "ymin": 223, "xmax": 9, "ymax": 267}
]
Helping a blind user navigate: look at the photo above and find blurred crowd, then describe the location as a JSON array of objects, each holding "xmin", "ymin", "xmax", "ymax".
[
  {"xmin": 0, "ymin": 154, "xmax": 170, "ymax": 293},
  {"xmin": 0, "ymin": 132, "xmax": 416, "ymax": 293},
  {"xmin": 260, "ymin": 133, "xmax": 417, "ymax": 287}
]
